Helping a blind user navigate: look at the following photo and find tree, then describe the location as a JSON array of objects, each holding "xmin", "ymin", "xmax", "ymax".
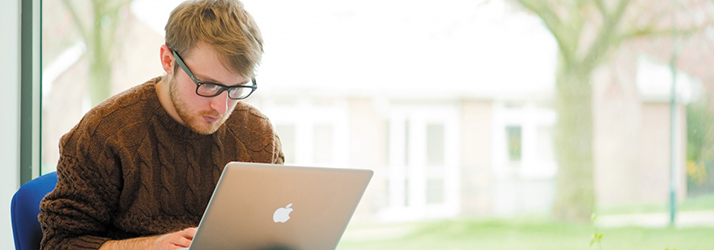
[
  {"xmin": 687, "ymin": 93, "xmax": 714, "ymax": 194},
  {"xmin": 61, "ymin": 0, "xmax": 134, "ymax": 106},
  {"xmin": 512, "ymin": 0, "xmax": 707, "ymax": 221}
]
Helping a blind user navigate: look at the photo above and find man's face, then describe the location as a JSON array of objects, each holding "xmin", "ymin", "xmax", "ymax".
[{"xmin": 168, "ymin": 43, "xmax": 249, "ymax": 135}]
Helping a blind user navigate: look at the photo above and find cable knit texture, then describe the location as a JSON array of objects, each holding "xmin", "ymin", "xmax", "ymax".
[{"xmin": 39, "ymin": 77, "xmax": 284, "ymax": 250}]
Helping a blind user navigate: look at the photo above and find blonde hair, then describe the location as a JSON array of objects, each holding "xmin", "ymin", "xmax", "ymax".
[{"xmin": 165, "ymin": 0, "xmax": 263, "ymax": 78}]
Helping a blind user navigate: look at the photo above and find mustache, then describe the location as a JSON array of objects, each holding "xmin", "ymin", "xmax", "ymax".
[{"xmin": 199, "ymin": 110, "xmax": 221, "ymax": 118}]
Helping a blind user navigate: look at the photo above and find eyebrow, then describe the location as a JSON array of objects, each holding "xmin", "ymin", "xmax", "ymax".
[
  {"xmin": 172, "ymin": 48, "xmax": 251, "ymax": 87},
  {"xmin": 192, "ymin": 71, "xmax": 251, "ymax": 87}
]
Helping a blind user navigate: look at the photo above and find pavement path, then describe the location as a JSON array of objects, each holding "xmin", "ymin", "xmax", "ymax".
[{"xmin": 598, "ymin": 211, "xmax": 714, "ymax": 228}]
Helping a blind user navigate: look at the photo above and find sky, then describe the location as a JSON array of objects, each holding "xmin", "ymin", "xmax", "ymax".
[{"xmin": 131, "ymin": 0, "xmax": 559, "ymax": 99}]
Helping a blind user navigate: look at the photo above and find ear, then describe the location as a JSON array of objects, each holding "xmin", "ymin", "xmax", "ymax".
[{"xmin": 159, "ymin": 44, "xmax": 174, "ymax": 75}]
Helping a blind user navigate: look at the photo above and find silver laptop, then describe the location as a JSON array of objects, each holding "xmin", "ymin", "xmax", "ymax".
[{"xmin": 182, "ymin": 162, "xmax": 373, "ymax": 250}]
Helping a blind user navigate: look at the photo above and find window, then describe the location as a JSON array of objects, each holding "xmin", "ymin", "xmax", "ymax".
[
  {"xmin": 312, "ymin": 124, "xmax": 334, "ymax": 165},
  {"xmin": 382, "ymin": 105, "xmax": 460, "ymax": 220},
  {"xmin": 506, "ymin": 125, "xmax": 522, "ymax": 162},
  {"xmin": 426, "ymin": 123, "xmax": 445, "ymax": 166},
  {"xmin": 259, "ymin": 97, "xmax": 348, "ymax": 167},
  {"xmin": 37, "ymin": 0, "xmax": 713, "ymax": 234}
]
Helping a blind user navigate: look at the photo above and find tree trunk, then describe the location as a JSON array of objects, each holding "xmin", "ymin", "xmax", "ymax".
[
  {"xmin": 552, "ymin": 59, "xmax": 595, "ymax": 222},
  {"xmin": 88, "ymin": 59, "xmax": 111, "ymax": 106},
  {"xmin": 87, "ymin": 1, "xmax": 115, "ymax": 106}
]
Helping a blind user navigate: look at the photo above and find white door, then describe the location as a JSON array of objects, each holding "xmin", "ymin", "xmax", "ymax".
[{"xmin": 381, "ymin": 105, "xmax": 460, "ymax": 221}]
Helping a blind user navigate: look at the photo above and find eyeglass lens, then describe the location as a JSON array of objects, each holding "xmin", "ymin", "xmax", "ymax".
[{"xmin": 196, "ymin": 82, "xmax": 255, "ymax": 99}]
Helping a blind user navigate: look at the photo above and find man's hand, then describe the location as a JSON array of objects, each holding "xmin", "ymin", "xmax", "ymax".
[
  {"xmin": 98, "ymin": 227, "xmax": 197, "ymax": 250},
  {"xmin": 152, "ymin": 227, "xmax": 197, "ymax": 249}
]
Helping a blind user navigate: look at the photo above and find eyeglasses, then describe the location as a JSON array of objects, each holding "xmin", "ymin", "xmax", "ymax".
[{"xmin": 171, "ymin": 49, "xmax": 257, "ymax": 100}]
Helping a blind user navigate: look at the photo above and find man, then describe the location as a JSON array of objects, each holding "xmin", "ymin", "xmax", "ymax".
[{"xmin": 39, "ymin": 0, "xmax": 284, "ymax": 249}]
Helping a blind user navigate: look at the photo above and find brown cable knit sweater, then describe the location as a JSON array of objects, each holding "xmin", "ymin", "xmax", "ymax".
[{"xmin": 38, "ymin": 77, "xmax": 284, "ymax": 250}]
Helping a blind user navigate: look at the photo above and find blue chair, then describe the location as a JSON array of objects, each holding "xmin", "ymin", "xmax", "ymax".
[{"xmin": 11, "ymin": 172, "xmax": 58, "ymax": 250}]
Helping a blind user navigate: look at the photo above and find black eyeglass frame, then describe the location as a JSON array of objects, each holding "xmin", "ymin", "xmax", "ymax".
[{"xmin": 171, "ymin": 48, "xmax": 257, "ymax": 100}]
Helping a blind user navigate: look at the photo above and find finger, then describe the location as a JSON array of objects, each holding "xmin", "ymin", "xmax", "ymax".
[
  {"xmin": 170, "ymin": 235, "xmax": 192, "ymax": 247},
  {"xmin": 180, "ymin": 227, "xmax": 198, "ymax": 239}
]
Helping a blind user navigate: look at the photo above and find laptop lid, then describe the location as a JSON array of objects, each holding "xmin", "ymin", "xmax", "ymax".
[{"xmin": 187, "ymin": 162, "xmax": 373, "ymax": 250}]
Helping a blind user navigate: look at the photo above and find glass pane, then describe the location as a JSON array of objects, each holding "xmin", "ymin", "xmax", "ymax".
[
  {"xmin": 426, "ymin": 123, "xmax": 445, "ymax": 166},
  {"xmin": 37, "ymin": 1, "xmax": 714, "ymax": 246},
  {"xmin": 385, "ymin": 120, "xmax": 391, "ymax": 166},
  {"xmin": 506, "ymin": 125, "xmax": 522, "ymax": 162},
  {"xmin": 375, "ymin": 179, "xmax": 389, "ymax": 210},
  {"xmin": 404, "ymin": 120, "xmax": 410, "ymax": 166},
  {"xmin": 41, "ymin": 0, "xmax": 83, "ymax": 174},
  {"xmin": 427, "ymin": 178, "xmax": 445, "ymax": 204},
  {"xmin": 537, "ymin": 126, "xmax": 554, "ymax": 162},
  {"xmin": 313, "ymin": 124, "xmax": 333, "ymax": 165},
  {"xmin": 404, "ymin": 179, "xmax": 410, "ymax": 207},
  {"xmin": 41, "ymin": 0, "xmax": 164, "ymax": 174}
]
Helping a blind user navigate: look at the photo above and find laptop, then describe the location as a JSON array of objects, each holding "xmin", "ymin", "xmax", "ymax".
[{"xmin": 180, "ymin": 162, "xmax": 373, "ymax": 250}]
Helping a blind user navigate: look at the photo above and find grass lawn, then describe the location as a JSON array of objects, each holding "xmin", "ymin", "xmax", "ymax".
[
  {"xmin": 337, "ymin": 217, "xmax": 714, "ymax": 250},
  {"xmin": 597, "ymin": 193, "xmax": 714, "ymax": 215}
]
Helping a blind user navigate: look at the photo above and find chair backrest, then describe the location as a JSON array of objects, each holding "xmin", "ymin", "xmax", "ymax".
[{"xmin": 11, "ymin": 172, "xmax": 58, "ymax": 250}]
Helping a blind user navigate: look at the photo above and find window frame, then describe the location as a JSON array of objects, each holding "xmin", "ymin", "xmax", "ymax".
[{"xmin": 20, "ymin": 0, "xmax": 43, "ymax": 184}]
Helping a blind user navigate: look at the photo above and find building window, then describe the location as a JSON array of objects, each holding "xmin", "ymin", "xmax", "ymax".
[
  {"xmin": 313, "ymin": 124, "xmax": 334, "ymax": 165},
  {"xmin": 426, "ymin": 123, "xmax": 445, "ymax": 166},
  {"xmin": 259, "ymin": 98, "xmax": 349, "ymax": 167},
  {"xmin": 506, "ymin": 125, "xmax": 522, "ymax": 162},
  {"xmin": 382, "ymin": 104, "xmax": 460, "ymax": 220},
  {"xmin": 426, "ymin": 178, "xmax": 445, "ymax": 204}
]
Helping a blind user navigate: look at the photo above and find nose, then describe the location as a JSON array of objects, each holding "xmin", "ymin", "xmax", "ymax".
[{"xmin": 209, "ymin": 91, "xmax": 230, "ymax": 114}]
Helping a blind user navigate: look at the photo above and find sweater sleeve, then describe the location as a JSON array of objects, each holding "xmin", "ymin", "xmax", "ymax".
[
  {"xmin": 228, "ymin": 102, "xmax": 285, "ymax": 165},
  {"xmin": 39, "ymin": 123, "xmax": 123, "ymax": 250},
  {"xmin": 272, "ymin": 133, "xmax": 285, "ymax": 164}
]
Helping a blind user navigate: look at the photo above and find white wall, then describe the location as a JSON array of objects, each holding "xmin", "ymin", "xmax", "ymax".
[{"xmin": 0, "ymin": 0, "xmax": 22, "ymax": 247}]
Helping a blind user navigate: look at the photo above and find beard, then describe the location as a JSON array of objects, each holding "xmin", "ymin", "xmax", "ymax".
[{"xmin": 168, "ymin": 77, "xmax": 228, "ymax": 135}]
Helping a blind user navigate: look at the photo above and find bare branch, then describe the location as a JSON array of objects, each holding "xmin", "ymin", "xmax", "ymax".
[
  {"xmin": 594, "ymin": 0, "xmax": 607, "ymax": 18},
  {"xmin": 515, "ymin": 0, "xmax": 576, "ymax": 63},
  {"xmin": 626, "ymin": 23, "xmax": 705, "ymax": 42},
  {"xmin": 104, "ymin": 0, "xmax": 134, "ymax": 15},
  {"xmin": 61, "ymin": 0, "xmax": 89, "ymax": 42},
  {"xmin": 620, "ymin": 27, "xmax": 670, "ymax": 40},
  {"xmin": 581, "ymin": 0, "xmax": 632, "ymax": 70},
  {"xmin": 611, "ymin": 0, "xmax": 632, "ymax": 25}
]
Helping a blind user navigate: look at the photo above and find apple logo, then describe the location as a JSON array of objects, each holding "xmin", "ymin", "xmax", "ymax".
[{"xmin": 273, "ymin": 203, "xmax": 293, "ymax": 223}]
